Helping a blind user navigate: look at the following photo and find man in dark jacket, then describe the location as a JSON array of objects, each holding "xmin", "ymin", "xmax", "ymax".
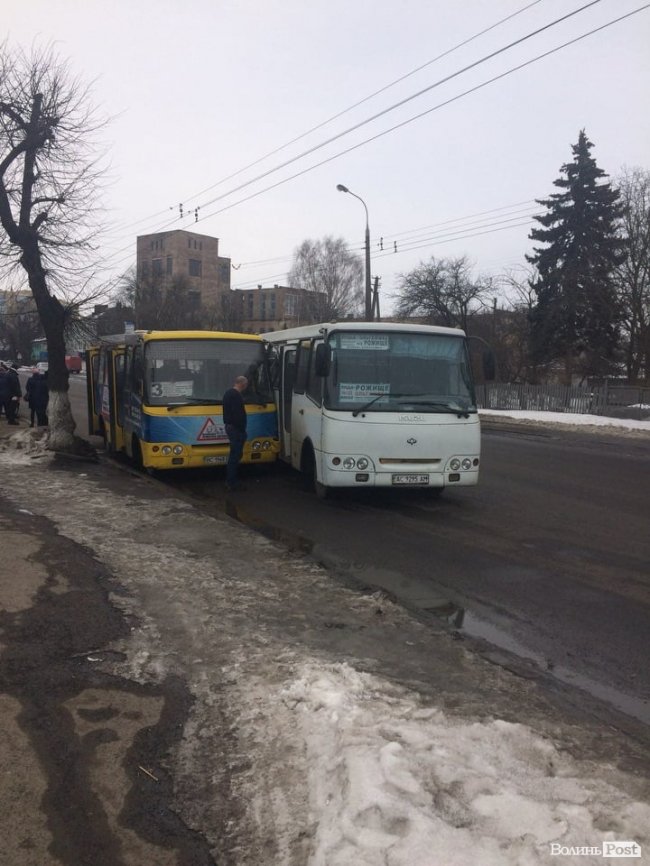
[
  {"xmin": 0, "ymin": 362, "xmax": 21, "ymax": 424},
  {"xmin": 222, "ymin": 375, "xmax": 248, "ymax": 491},
  {"xmin": 25, "ymin": 369, "xmax": 49, "ymax": 427}
]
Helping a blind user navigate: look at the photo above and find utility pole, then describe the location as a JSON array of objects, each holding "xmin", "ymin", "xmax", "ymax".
[{"xmin": 371, "ymin": 276, "xmax": 381, "ymax": 320}]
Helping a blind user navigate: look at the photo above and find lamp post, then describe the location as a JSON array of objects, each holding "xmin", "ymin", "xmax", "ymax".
[{"xmin": 336, "ymin": 183, "xmax": 372, "ymax": 321}]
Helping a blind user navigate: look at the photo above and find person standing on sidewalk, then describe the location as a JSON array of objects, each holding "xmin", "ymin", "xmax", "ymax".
[
  {"xmin": 222, "ymin": 375, "xmax": 248, "ymax": 491},
  {"xmin": 25, "ymin": 368, "xmax": 49, "ymax": 427},
  {"xmin": 0, "ymin": 362, "xmax": 21, "ymax": 425}
]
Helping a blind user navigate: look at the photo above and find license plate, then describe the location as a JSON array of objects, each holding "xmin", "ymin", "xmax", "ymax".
[
  {"xmin": 392, "ymin": 473, "xmax": 429, "ymax": 485},
  {"xmin": 203, "ymin": 455, "xmax": 227, "ymax": 465}
]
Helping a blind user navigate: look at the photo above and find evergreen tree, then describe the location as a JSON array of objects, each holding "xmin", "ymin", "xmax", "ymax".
[{"xmin": 526, "ymin": 130, "xmax": 624, "ymax": 383}]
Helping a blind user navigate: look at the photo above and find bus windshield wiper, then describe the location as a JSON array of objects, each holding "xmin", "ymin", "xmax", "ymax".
[
  {"xmin": 166, "ymin": 398, "xmax": 223, "ymax": 411},
  {"xmin": 398, "ymin": 399, "xmax": 471, "ymax": 418},
  {"xmin": 352, "ymin": 392, "xmax": 426, "ymax": 417}
]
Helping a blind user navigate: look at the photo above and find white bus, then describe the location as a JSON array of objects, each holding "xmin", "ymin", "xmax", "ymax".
[{"xmin": 264, "ymin": 321, "xmax": 480, "ymax": 497}]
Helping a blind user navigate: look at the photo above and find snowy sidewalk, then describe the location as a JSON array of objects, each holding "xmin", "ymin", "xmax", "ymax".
[{"xmin": 0, "ymin": 422, "xmax": 649, "ymax": 865}]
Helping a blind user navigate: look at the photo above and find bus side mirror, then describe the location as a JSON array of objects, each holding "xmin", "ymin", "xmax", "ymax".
[{"xmin": 314, "ymin": 343, "xmax": 331, "ymax": 377}]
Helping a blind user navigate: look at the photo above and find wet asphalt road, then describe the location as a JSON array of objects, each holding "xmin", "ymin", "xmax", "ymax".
[{"xmin": 67, "ymin": 376, "xmax": 650, "ymax": 727}]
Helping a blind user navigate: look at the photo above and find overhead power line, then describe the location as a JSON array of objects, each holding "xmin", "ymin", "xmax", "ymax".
[
  {"xmin": 193, "ymin": 0, "xmax": 602, "ymax": 215},
  {"xmin": 232, "ymin": 200, "xmax": 538, "ymax": 271},
  {"xmin": 180, "ymin": 1, "xmax": 548, "ymax": 207},
  {"xmin": 102, "ymin": 0, "xmax": 599, "ymax": 259},
  {"xmin": 193, "ymin": 3, "xmax": 649, "ymax": 226},
  {"xmin": 102, "ymin": 0, "xmax": 548, "ymax": 243},
  {"xmin": 94, "ymin": 2, "xmax": 649, "ymax": 298},
  {"xmin": 231, "ymin": 216, "xmax": 537, "ymax": 290}
]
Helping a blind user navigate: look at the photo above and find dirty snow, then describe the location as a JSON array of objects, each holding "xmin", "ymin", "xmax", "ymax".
[
  {"xmin": 480, "ymin": 409, "xmax": 650, "ymax": 433},
  {"xmin": 277, "ymin": 662, "xmax": 650, "ymax": 866},
  {"xmin": 1, "ymin": 423, "xmax": 649, "ymax": 864}
]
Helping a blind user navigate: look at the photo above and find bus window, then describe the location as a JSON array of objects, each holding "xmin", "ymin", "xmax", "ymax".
[
  {"xmin": 294, "ymin": 340, "xmax": 310, "ymax": 395},
  {"xmin": 282, "ymin": 348, "xmax": 296, "ymax": 436},
  {"xmin": 115, "ymin": 353, "xmax": 126, "ymax": 428},
  {"xmin": 306, "ymin": 340, "xmax": 323, "ymax": 406},
  {"xmin": 132, "ymin": 345, "xmax": 144, "ymax": 396}
]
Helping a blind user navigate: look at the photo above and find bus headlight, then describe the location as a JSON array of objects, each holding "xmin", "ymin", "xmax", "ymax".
[
  {"xmin": 450, "ymin": 458, "xmax": 461, "ymax": 471},
  {"xmin": 173, "ymin": 445, "xmax": 184, "ymax": 455},
  {"xmin": 162, "ymin": 446, "xmax": 172, "ymax": 455},
  {"xmin": 461, "ymin": 458, "xmax": 472, "ymax": 470},
  {"xmin": 262, "ymin": 440, "xmax": 272, "ymax": 450},
  {"xmin": 343, "ymin": 457, "xmax": 356, "ymax": 470},
  {"xmin": 252, "ymin": 441, "xmax": 262, "ymax": 451},
  {"xmin": 356, "ymin": 457, "xmax": 369, "ymax": 470}
]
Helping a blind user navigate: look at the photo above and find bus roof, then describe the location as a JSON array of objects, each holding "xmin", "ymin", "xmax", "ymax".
[
  {"xmin": 138, "ymin": 330, "xmax": 262, "ymax": 342},
  {"xmin": 94, "ymin": 329, "xmax": 262, "ymax": 346},
  {"xmin": 263, "ymin": 321, "xmax": 466, "ymax": 343}
]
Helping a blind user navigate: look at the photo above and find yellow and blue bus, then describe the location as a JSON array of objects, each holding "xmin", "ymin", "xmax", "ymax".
[{"xmin": 86, "ymin": 329, "xmax": 279, "ymax": 471}]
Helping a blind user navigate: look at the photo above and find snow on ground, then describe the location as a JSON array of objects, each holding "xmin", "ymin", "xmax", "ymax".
[
  {"xmin": 1, "ymin": 423, "xmax": 649, "ymax": 864},
  {"xmin": 480, "ymin": 409, "xmax": 650, "ymax": 433},
  {"xmin": 278, "ymin": 662, "xmax": 649, "ymax": 866}
]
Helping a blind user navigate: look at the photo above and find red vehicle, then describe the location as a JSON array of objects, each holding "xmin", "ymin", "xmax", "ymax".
[{"xmin": 65, "ymin": 355, "xmax": 82, "ymax": 374}]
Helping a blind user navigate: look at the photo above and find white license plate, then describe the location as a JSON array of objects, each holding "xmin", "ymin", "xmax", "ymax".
[
  {"xmin": 392, "ymin": 473, "xmax": 429, "ymax": 485},
  {"xmin": 203, "ymin": 455, "xmax": 227, "ymax": 465}
]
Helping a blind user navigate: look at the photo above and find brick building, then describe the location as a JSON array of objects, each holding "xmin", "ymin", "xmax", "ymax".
[
  {"xmin": 136, "ymin": 229, "xmax": 231, "ymax": 307},
  {"xmin": 236, "ymin": 285, "xmax": 327, "ymax": 333}
]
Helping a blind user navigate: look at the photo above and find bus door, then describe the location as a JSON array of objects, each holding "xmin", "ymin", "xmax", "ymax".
[
  {"xmin": 279, "ymin": 346, "xmax": 296, "ymax": 461},
  {"xmin": 111, "ymin": 348, "xmax": 126, "ymax": 453},
  {"xmin": 86, "ymin": 347, "xmax": 102, "ymax": 436},
  {"xmin": 102, "ymin": 347, "xmax": 126, "ymax": 453}
]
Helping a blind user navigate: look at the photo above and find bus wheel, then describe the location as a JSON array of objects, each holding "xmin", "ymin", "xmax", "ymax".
[
  {"xmin": 302, "ymin": 444, "xmax": 329, "ymax": 499},
  {"xmin": 314, "ymin": 469, "xmax": 330, "ymax": 500}
]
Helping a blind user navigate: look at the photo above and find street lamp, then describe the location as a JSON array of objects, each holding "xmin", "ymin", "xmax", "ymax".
[{"xmin": 336, "ymin": 183, "xmax": 372, "ymax": 321}]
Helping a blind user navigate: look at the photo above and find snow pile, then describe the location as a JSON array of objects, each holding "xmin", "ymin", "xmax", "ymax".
[
  {"xmin": 0, "ymin": 426, "xmax": 50, "ymax": 460},
  {"xmin": 283, "ymin": 663, "xmax": 649, "ymax": 866},
  {"xmin": 480, "ymin": 409, "xmax": 650, "ymax": 432}
]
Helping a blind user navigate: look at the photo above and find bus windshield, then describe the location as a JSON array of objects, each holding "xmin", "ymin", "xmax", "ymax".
[
  {"xmin": 324, "ymin": 330, "xmax": 476, "ymax": 414},
  {"xmin": 144, "ymin": 338, "xmax": 272, "ymax": 406}
]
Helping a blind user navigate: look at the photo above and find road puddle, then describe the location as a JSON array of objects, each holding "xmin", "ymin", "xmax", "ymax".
[
  {"xmin": 428, "ymin": 602, "xmax": 650, "ymax": 726},
  {"xmin": 223, "ymin": 496, "xmax": 650, "ymax": 729}
]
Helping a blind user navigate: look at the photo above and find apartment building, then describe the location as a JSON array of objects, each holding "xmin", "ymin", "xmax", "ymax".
[
  {"xmin": 136, "ymin": 229, "xmax": 231, "ymax": 306},
  {"xmin": 236, "ymin": 285, "xmax": 327, "ymax": 333}
]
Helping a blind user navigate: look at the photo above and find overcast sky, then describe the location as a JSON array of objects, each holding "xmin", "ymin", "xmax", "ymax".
[{"xmin": 6, "ymin": 0, "xmax": 650, "ymax": 313}]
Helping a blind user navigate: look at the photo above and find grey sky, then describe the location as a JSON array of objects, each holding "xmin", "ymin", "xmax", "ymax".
[{"xmin": 6, "ymin": 0, "xmax": 650, "ymax": 313}]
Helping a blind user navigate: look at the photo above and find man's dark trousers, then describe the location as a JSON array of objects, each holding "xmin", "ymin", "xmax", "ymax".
[{"xmin": 225, "ymin": 424, "xmax": 246, "ymax": 486}]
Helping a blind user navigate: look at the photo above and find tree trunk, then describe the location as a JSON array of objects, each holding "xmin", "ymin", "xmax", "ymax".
[{"xmin": 21, "ymin": 242, "xmax": 77, "ymax": 452}]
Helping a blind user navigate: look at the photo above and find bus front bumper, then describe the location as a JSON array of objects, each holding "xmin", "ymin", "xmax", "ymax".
[{"xmin": 140, "ymin": 439, "xmax": 280, "ymax": 470}]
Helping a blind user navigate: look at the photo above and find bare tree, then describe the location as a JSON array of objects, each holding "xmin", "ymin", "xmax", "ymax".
[
  {"xmin": 393, "ymin": 255, "xmax": 491, "ymax": 333},
  {"xmin": 496, "ymin": 265, "xmax": 541, "ymax": 382},
  {"xmin": 0, "ymin": 284, "xmax": 41, "ymax": 361},
  {"xmin": 615, "ymin": 166, "xmax": 650, "ymax": 381},
  {"xmin": 287, "ymin": 236, "xmax": 363, "ymax": 320},
  {"xmin": 0, "ymin": 42, "xmax": 106, "ymax": 452},
  {"xmin": 118, "ymin": 266, "xmax": 238, "ymax": 331}
]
